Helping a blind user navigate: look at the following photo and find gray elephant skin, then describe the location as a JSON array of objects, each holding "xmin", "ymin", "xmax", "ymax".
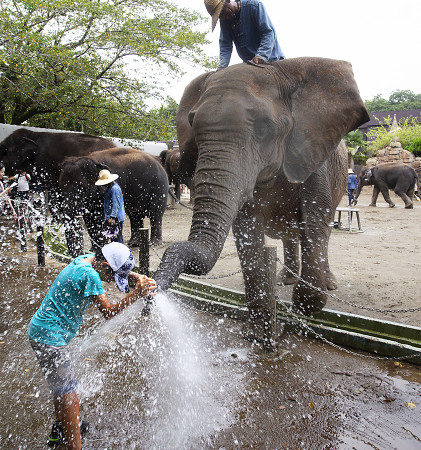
[
  {"xmin": 0, "ymin": 129, "xmax": 116, "ymax": 254},
  {"xmin": 59, "ymin": 147, "xmax": 169, "ymax": 249},
  {"xmin": 159, "ymin": 148, "xmax": 193, "ymax": 201},
  {"xmin": 154, "ymin": 57, "xmax": 370, "ymax": 343},
  {"xmin": 355, "ymin": 163, "xmax": 420, "ymax": 208}
]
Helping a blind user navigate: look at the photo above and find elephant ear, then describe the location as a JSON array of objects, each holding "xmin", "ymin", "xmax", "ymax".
[{"xmin": 277, "ymin": 58, "xmax": 370, "ymax": 183}]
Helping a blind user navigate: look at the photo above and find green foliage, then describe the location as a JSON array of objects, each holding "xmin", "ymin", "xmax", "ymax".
[
  {"xmin": 407, "ymin": 138, "xmax": 421, "ymax": 156},
  {"xmin": 365, "ymin": 90, "xmax": 421, "ymax": 112},
  {"xmin": 0, "ymin": 0, "xmax": 214, "ymax": 139},
  {"xmin": 344, "ymin": 130, "xmax": 365, "ymax": 150},
  {"xmin": 366, "ymin": 116, "xmax": 421, "ymax": 152}
]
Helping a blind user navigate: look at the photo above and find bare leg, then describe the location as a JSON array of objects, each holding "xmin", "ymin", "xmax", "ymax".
[{"xmin": 54, "ymin": 391, "xmax": 81, "ymax": 450}]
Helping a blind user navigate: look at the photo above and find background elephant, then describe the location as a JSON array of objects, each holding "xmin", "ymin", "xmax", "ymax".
[
  {"xmin": 153, "ymin": 57, "xmax": 369, "ymax": 344},
  {"xmin": 59, "ymin": 147, "xmax": 169, "ymax": 252},
  {"xmin": 159, "ymin": 148, "xmax": 193, "ymax": 202},
  {"xmin": 354, "ymin": 163, "xmax": 419, "ymax": 208},
  {"xmin": 0, "ymin": 129, "xmax": 116, "ymax": 253}
]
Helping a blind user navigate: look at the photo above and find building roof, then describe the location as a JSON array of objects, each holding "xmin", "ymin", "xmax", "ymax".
[{"xmin": 359, "ymin": 109, "xmax": 421, "ymax": 130}]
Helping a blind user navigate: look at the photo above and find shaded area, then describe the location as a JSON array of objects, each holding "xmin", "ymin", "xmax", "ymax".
[{"xmin": 0, "ymin": 249, "xmax": 420, "ymax": 449}]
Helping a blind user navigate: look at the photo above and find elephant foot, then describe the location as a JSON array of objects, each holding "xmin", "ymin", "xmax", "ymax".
[
  {"xmin": 369, "ymin": 203, "xmax": 377, "ymax": 207},
  {"xmin": 277, "ymin": 267, "xmax": 299, "ymax": 285},
  {"xmin": 292, "ymin": 281, "xmax": 327, "ymax": 315},
  {"xmin": 150, "ymin": 238, "xmax": 163, "ymax": 246},
  {"xmin": 388, "ymin": 203, "xmax": 395, "ymax": 208},
  {"xmin": 325, "ymin": 272, "xmax": 337, "ymax": 290},
  {"xmin": 405, "ymin": 203, "xmax": 413, "ymax": 209}
]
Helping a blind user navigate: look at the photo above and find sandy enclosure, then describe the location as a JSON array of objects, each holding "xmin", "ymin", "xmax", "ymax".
[{"xmin": 147, "ymin": 188, "xmax": 421, "ymax": 328}]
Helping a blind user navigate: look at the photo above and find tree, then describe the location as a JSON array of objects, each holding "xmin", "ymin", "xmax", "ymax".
[
  {"xmin": 365, "ymin": 90, "xmax": 421, "ymax": 112},
  {"xmin": 0, "ymin": 0, "xmax": 215, "ymax": 138}
]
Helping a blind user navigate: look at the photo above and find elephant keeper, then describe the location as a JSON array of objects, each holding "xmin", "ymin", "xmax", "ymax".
[
  {"xmin": 96, "ymin": 169, "xmax": 126, "ymax": 244},
  {"xmin": 27, "ymin": 242, "xmax": 157, "ymax": 449},
  {"xmin": 204, "ymin": 0, "xmax": 285, "ymax": 69}
]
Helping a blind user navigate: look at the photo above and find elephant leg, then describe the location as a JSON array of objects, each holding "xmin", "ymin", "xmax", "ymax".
[
  {"xmin": 64, "ymin": 220, "xmax": 84, "ymax": 258},
  {"xmin": 174, "ymin": 181, "xmax": 181, "ymax": 200},
  {"xmin": 379, "ymin": 186, "xmax": 395, "ymax": 207},
  {"xmin": 277, "ymin": 233, "xmax": 300, "ymax": 285},
  {"xmin": 324, "ymin": 227, "xmax": 337, "ymax": 290},
  {"xmin": 395, "ymin": 187, "xmax": 413, "ymax": 209},
  {"xmin": 150, "ymin": 214, "xmax": 163, "ymax": 246},
  {"xmin": 232, "ymin": 204, "xmax": 277, "ymax": 348},
  {"xmin": 292, "ymin": 172, "xmax": 332, "ymax": 314},
  {"xmin": 369, "ymin": 186, "xmax": 381, "ymax": 206},
  {"xmin": 127, "ymin": 215, "xmax": 145, "ymax": 247}
]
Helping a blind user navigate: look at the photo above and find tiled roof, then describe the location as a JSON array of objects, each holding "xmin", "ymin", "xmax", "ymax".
[{"xmin": 359, "ymin": 109, "xmax": 421, "ymax": 129}]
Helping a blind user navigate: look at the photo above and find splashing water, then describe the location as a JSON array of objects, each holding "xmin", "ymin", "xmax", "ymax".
[{"xmin": 73, "ymin": 292, "xmax": 235, "ymax": 449}]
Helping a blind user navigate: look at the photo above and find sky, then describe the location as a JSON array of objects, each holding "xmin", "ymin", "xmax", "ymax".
[{"xmin": 168, "ymin": 0, "xmax": 421, "ymax": 103}]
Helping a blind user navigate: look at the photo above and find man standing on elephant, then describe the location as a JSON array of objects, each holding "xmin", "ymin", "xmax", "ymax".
[
  {"xmin": 95, "ymin": 169, "xmax": 126, "ymax": 244},
  {"xmin": 204, "ymin": 0, "xmax": 285, "ymax": 69}
]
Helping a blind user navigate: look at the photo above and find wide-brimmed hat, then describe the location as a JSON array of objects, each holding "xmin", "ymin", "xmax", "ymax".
[
  {"xmin": 95, "ymin": 169, "xmax": 119, "ymax": 186},
  {"xmin": 101, "ymin": 242, "xmax": 135, "ymax": 293},
  {"xmin": 348, "ymin": 168, "xmax": 354, "ymax": 174},
  {"xmin": 204, "ymin": 0, "xmax": 225, "ymax": 31}
]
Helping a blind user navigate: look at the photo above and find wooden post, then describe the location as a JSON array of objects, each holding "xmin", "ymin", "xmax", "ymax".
[
  {"xmin": 138, "ymin": 228, "xmax": 150, "ymax": 276},
  {"xmin": 36, "ymin": 226, "xmax": 45, "ymax": 266},
  {"xmin": 263, "ymin": 244, "xmax": 277, "ymax": 352}
]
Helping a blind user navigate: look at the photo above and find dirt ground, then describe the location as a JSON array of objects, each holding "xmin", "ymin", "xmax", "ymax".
[
  {"xmin": 148, "ymin": 187, "xmax": 421, "ymax": 329},
  {"xmin": 0, "ymin": 187, "xmax": 421, "ymax": 449}
]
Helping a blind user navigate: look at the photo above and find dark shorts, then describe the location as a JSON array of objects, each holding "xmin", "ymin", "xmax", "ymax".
[{"xmin": 29, "ymin": 340, "xmax": 77, "ymax": 396}]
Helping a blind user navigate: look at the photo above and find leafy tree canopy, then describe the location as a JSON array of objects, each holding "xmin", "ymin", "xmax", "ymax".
[
  {"xmin": 0, "ymin": 0, "xmax": 215, "ymax": 139},
  {"xmin": 365, "ymin": 90, "xmax": 421, "ymax": 112}
]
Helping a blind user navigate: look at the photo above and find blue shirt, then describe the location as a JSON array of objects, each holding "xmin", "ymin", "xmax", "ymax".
[
  {"xmin": 218, "ymin": 0, "xmax": 285, "ymax": 69},
  {"xmin": 104, "ymin": 182, "xmax": 126, "ymax": 222},
  {"xmin": 347, "ymin": 174, "xmax": 357, "ymax": 190},
  {"xmin": 27, "ymin": 255, "xmax": 104, "ymax": 346}
]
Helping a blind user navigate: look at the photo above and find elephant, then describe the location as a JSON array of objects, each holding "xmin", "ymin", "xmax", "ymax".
[
  {"xmin": 153, "ymin": 57, "xmax": 369, "ymax": 346},
  {"xmin": 354, "ymin": 163, "xmax": 420, "ymax": 208},
  {"xmin": 160, "ymin": 148, "xmax": 193, "ymax": 203},
  {"xmin": 0, "ymin": 129, "xmax": 116, "ymax": 254},
  {"xmin": 59, "ymin": 147, "xmax": 169, "ymax": 250}
]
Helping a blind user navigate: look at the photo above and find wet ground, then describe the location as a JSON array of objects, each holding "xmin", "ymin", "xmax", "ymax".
[{"xmin": 0, "ymin": 227, "xmax": 420, "ymax": 449}]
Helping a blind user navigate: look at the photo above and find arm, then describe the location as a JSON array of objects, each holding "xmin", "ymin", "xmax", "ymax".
[
  {"xmin": 92, "ymin": 273, "xmax": 156, "ymax": 320},
  {"xmin": 254, "ymin": 3, "xmax": 275, "ymax": 61},
  {"xmin": 218, "ymin": 23, "xmax": 233, "ymax": 69}
]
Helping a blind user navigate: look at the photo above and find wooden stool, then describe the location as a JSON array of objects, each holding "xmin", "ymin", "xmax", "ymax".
[{"xmin": 335, "ymin": 207, "xmax": 363, "ymax": 232}]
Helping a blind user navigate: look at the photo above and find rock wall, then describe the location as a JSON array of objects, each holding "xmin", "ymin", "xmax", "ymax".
[{"xmin": 365, "ymin": 137, "xmax": 421, "ymax": 176}]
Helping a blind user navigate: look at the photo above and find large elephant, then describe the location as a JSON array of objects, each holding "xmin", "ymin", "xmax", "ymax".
[
  {"xmin": 0, "ymin": 129, "xmax": 116, "ymax": 254},
  {"xmin": 354, "ymin": 163, "xmax": 419, "ymax": 208},
  {"xmin": 59, "ymin": 147, "xmax": 169, "ymax": 249},
  {"xmin": 153, "ymin": 57, "xmax": 369, "ymax": 344}
]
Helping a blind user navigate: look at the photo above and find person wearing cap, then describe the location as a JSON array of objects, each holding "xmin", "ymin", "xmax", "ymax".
[
  {"xmin": 347, "ymin": 168, "xmax": 358, "ymax": 206},
  {"xmin": 27, "ymin": 242, "xmax": 156, "ymax": 449},
  {"xmin": 95, "ymin": 169, "xmax": 126, "ymax": 244},
  {"xmin": 204, "ymin": 0, "xmax": 285, "ymax": 70}
]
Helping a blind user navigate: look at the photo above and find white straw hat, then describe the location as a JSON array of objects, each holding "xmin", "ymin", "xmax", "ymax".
[
  {"xmin": 204, "ymin": 0, "xmax": 225, "ymax": 31},
  {"xmin": 348, "ymin": 168, "xmax": 354, "ymax": 174},
  {"xmin": 95, "ymin": 169, "xmax": 119, "ymax": 186}
]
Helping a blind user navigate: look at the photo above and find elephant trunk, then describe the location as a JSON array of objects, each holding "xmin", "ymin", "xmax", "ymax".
[{"xmin": 154, "ymin": 146, "xmax": 256, "ymax": 290}]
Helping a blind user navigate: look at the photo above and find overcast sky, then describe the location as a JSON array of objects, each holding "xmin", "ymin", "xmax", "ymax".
[{"xmin": 169, "ymin": 0, "xmax": 421, "ymax": 103}]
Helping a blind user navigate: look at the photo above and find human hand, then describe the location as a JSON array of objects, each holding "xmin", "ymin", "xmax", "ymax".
[
  {"xmin": 134, "ymin": 275, "xmax": 157, "ymax": 297},
  {"xmin": 249, "ymin": 56, "xmax": 266, "ymax": 66},
  {"xmin": 108, "ymin": 218, "xmax": 115, "ymax": 225}
]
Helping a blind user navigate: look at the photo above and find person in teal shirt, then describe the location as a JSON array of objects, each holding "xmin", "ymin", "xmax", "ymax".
[{"xmin": 28, "ymin": 242, "xmax": 156, "ymax": 449}]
